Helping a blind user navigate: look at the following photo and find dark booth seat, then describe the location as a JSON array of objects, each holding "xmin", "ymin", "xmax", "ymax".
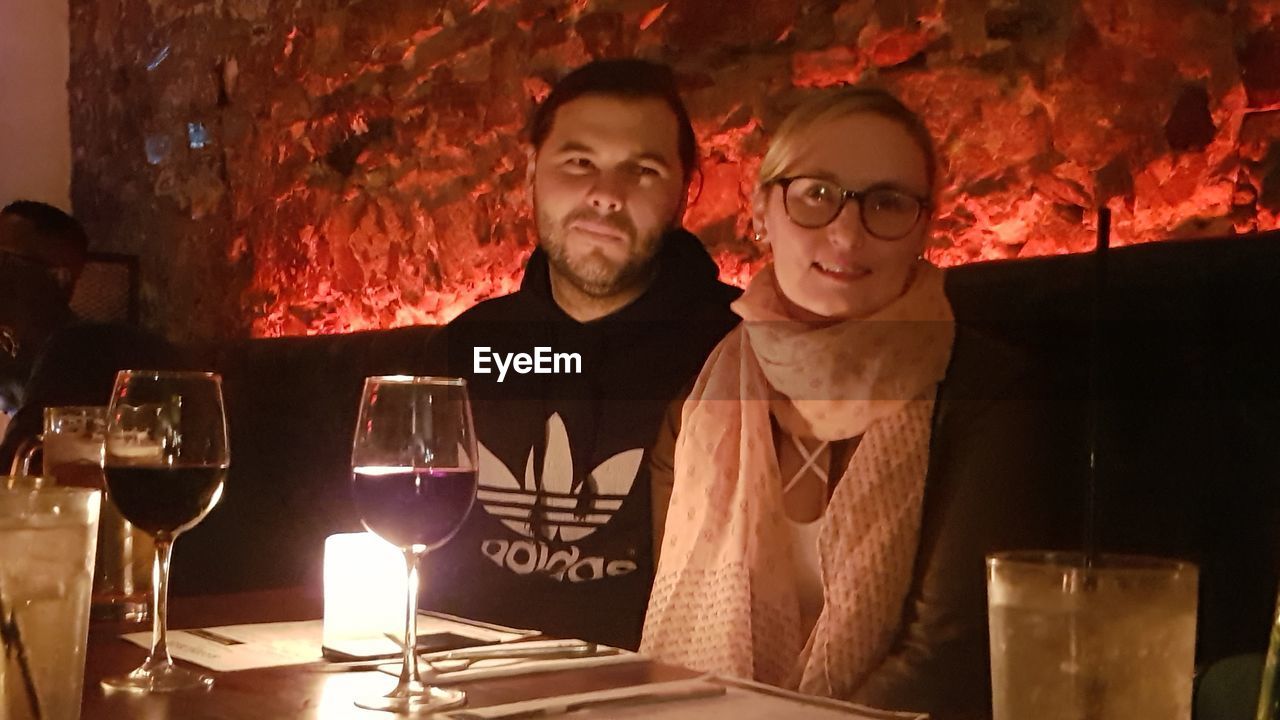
[
  {"xmin": 948, "ymin": 229, "xmax": 1280, "ymax": 664},
  {"xmin": 173, "ymin": 229, "xmax": 1280, "ymax": 670},
  {"xmin": 171, "ymin": 325, "xmax": 436, "ymax": 596}
]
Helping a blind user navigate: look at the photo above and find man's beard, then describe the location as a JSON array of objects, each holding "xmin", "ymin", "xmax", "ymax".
[{"xmin": 537, "ymin": 207, "xmax": 665, "ymax": 299}]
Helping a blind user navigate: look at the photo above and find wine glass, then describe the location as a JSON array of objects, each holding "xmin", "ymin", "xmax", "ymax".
[
  {"xmin": 351, "ymin": 375, "xmax": 479, "ymax": 713},
  {"xmin": 100, "ymin": 370, "xmax": 229, "ymax": 693}
]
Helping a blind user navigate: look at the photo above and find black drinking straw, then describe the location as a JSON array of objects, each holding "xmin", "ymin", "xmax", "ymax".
[
  {"xmin": 0, "ymin": 589, "xmax": 44, "ymax": 719},
  {"xmin": 1085, "ymin": 206, "xmax": 1112, "ymax": 573}
]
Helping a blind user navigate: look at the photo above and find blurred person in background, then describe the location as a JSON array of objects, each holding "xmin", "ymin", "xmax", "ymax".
[{"xmin": 0, "ymin": 200, "xmax": 178, "ymax": 472}]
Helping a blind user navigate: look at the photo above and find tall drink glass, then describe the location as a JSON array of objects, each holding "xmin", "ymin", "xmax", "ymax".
[
  {"xmin": 988, "ymin": 552, "xmax": 1198, "ymax": 720},
  {"xmin": 41, "ymin": 406, "xmax": 152, "ymax": 622},
  {"xmin": 0, "ymin": 483, "xmax": 101, "ymax": 720}
]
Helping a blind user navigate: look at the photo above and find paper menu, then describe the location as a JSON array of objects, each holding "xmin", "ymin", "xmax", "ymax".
[
  {"xmin": 322, "ymin": 611, "xmax": 535, "ymax": 661},
  {"xmin": 122, "ymin": 620, "xmax": 325, "ymax": 672},
  {"xmin": 121, "ymin": 612, "xmax": 534, "ymax": 673}
]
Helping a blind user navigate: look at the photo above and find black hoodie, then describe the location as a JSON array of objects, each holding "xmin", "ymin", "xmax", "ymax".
[{"xmin": 415, "ymin": 229, "xmax": 740, "ymax": 649}]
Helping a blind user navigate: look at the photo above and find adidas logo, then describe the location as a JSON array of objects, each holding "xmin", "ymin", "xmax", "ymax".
[
  {"xmin": 480, "ymin": 538, "xmax": 638, "ymax": 582},
  {"xmin": 476, "ymin": 413, "xmax": 643, "ymax": 543}
]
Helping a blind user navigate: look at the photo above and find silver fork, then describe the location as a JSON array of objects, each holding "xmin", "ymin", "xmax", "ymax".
[
  {"xmin": 422, "ymin": 642, "xmax": 617, "ymax": 674},
  {"xmin": 314, "ymin": 640, "xmax": 613, "ymax": 674}
]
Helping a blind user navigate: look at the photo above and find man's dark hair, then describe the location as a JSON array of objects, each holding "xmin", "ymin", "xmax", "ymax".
[
  {"xmin": 1, "ymin": 200, "xmax": 89, "ymax": 261},
  {"xmin": 527, "ymin": 59, "xmax": 699, "ymax": 185}
]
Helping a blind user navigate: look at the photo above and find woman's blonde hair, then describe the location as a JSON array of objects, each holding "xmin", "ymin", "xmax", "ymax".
[{"xmin": 757, "ymin": 86, "xmax": 940, "ymax": 196}]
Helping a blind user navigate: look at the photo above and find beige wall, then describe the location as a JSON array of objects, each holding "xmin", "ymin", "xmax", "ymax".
[{"xmin": 0, "ymin": 0, "xmax": 71, "ymax": 210}]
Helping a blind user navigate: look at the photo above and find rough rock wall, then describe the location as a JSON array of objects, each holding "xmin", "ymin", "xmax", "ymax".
[{"xmin": 68, "ymin": 0, "xmax": 1280, "ymax": 340}]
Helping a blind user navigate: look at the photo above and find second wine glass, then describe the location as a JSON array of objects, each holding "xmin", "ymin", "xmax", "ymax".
[
  {"xmin": 351, "ymin": 375, "xmax": 479, "ymax": 714},
  {"xmin": 100, "ymin": 370, "xmax": 229, "ymax": 693}
]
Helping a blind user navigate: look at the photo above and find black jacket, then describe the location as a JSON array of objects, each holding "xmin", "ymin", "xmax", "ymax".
[
  {"xmin": 0, "ymin": 321, "xmax": 180, "ymax": 472},
  {"xmin": 412, "ymin": 229, "xmax": 740, "ymax": 649},
  {"xmin": 848, "ymin": 325, "xmax": 1069, "ymax": 719}
]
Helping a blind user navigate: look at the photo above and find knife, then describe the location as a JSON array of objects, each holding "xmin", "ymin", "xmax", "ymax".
[
  {"xmin": 449, "ymin": 682, "xmax": 727, "ymax": 719},
  {"xmin": 424, "ymin": 639, "xmax": 600, "ymax": 663}
]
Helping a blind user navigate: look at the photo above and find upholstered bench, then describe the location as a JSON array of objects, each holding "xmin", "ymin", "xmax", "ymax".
[{"xmin": 175, "ymin": 229, "xmax": 1280, "ymax": 673}]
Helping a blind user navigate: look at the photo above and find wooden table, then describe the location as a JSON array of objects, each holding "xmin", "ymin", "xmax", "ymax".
[{"xmin": 81, "ymin": 588, "xmax": 697, "ymax": 719}]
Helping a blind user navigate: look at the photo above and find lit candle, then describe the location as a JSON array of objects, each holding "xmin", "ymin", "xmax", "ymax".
[{"xmin": 322, "ymin": 532, "xmax": 408, "ymax": 653}]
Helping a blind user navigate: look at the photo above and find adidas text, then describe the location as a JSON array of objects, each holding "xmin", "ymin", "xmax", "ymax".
[
  {"xmin": 481, "ymin": 539, "xmax": 638, "ymax": 582},
  {"xmin": 473, "ymin": 346, "xmax": 583, "ymax": 382}
]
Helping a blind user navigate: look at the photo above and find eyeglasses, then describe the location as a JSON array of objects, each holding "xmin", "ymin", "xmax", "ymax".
[
  {"xmin": 0, "ymin": 251, "xmax": 72, "ymax": 292},
  {"xmin": 773, "ymin": 176, "xmax": 930, "ymax": 240}
]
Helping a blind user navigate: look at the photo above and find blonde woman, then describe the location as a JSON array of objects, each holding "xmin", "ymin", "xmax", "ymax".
[{"xmin": 643, "ymin": 87, "xmax": 1054, "ymax": 719}]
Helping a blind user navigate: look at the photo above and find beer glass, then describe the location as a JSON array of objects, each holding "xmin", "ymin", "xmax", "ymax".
[{"xmin": 17, "ymin": 406, "xmax": 151, "ymax": 621}]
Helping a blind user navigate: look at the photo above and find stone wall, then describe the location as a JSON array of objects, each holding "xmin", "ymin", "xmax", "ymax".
[{"xmin": 68, "ymin": 0, "xmax": 1280, "ymax": 340}]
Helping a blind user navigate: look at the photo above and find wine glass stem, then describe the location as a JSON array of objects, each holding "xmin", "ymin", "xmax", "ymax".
[
  {"xmin": 148, "ymin": 535, "xmax": 175, "ymax": 665},
  {"xmin": 397, "ymin": 548, "xmax": 426, "ymax": 690}
]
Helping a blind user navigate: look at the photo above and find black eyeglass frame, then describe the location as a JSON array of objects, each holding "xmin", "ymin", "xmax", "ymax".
[
  {"xmin": 0, "ymin": 251, "xmax": 68, "ymax": 288},
  {"xmin": 772, "ymin": 176, "xmax": 932, "ymax": 240}
]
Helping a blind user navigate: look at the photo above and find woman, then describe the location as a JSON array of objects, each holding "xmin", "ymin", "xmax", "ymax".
[{"xmin": 642, "ymin": 87, "xmax": 1057, "ymax": 718}]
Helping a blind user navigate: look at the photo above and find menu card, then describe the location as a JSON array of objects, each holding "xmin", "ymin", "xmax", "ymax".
[{"xmin": 121, "ymin": 611, "xmax": 533, "ymax": 673}]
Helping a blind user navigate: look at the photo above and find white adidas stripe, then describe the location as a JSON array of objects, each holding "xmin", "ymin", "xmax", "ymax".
[
  {"xmin": 477, "ymin": 489, "xmax": 623, "ymax": 511},
  {"xmin": 473, "ymin": 505, "xmax": 613, "ymax": 526},
  {"xmin": 543, "ymin": 511, "xmax": 612, "ymax": 525},
  {"xmin": 484, "ymin": 505, "xmax": 534, "ymax": 519}
]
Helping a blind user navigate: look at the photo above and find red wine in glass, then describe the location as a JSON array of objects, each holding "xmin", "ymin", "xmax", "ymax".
[
  {"xmin": 104, "ymin": 465, "xmax": 226, "ymax": 536},
  {"xmin": 352, "ymin": 466, "xmax": 476, "ymax": 549}
]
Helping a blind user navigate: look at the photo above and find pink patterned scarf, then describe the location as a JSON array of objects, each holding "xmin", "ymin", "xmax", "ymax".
[{"xmin": 641, "ymin": 261, "xmax": 955, "ymax": 697}]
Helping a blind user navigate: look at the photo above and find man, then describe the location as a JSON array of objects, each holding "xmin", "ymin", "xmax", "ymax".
[
  {"xmin": 409, "ymin": 59, "xmax": 741, "ymax": 650},
  {"xmin": 0, "ymin": 202, "xmax": 177, "ymax": 470},
  {"xmin": 0, "ymin": 200, "xmax": 89, "ymax": 301}
]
